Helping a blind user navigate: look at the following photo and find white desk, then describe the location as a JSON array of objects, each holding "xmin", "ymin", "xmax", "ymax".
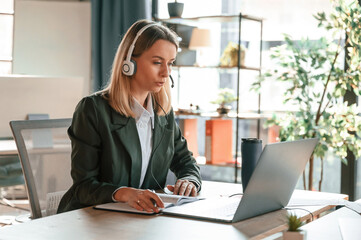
[
  {"xmin": 0, "ymin": 140, "xmax": 18, "ymax": 156},
  {"xmin": 301, "ymin": 199, "xmax": 361, "ymax": 239},
  {"xmin": 0, "ymin": 139, "xmax": 70, "ymax": 156},
  {"xmin": 0, "ymin": 181, "xmax": 348, "ymax": 240}
]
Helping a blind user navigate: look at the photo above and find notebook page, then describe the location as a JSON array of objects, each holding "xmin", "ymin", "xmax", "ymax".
[{"xmin": 46, "ymin": 190, "xmax": 66, "ymax": 216}]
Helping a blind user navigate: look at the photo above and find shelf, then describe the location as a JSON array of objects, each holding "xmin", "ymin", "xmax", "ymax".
[
  {"xmin": 203, "ymin": 112, "xmax": 272, "ymax": 119},
  {"xmin": 159, "ymin": 13, "xmax": 264, "ymax": 184},
  {"xmin": 173, "ymin": 65, "xmax": 261, "ymax": 71},
  {"xmin": 158, "ymin": 14, "xmax": 263, "ymax": 25},
  {"xmin": 175, "ymin": 111, "xmax": 273, "ymax": 120}
]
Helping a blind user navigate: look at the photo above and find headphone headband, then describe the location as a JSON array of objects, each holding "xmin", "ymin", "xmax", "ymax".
[
  {"xmin": 122, "ymin": 23, "xmax": 158, "ymax": 76},
  {"xmin": 125, "ymin": 23, "xmax": 158, "ymax": 63},
  {"xmin": 122, "ymin": 22, "xmax": 173, "ymax": 88}
]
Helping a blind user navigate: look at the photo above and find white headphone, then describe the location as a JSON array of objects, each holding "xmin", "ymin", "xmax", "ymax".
[{"xmin": 122, "ymin": 23, "xmax": 158, "ymax": 76}]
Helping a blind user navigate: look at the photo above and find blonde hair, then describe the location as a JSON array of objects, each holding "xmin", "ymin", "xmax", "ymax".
[{"xmin": 101, "ymin": 19, "xmax": 179, "ymax": 117}]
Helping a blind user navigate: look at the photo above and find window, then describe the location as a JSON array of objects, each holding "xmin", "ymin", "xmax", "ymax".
[
  {"xmin": 158, "ymin": 0, "xmax": 223, "ymax": 111},
  {"xmin": 0, "ymin": 0, "xmax": 14, "ymax": 74},
  {"xmin": 158, "ymin": 0, "xmax": 344, "ymax": 193},
  {"xmin": 158, "ymin": 0, "xmax": 333, "ymax": 113}
]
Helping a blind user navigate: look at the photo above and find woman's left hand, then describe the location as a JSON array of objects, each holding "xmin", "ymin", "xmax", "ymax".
[{"xmin": 166, "ymin": 179, "xmax": 197, "ymax": 197}]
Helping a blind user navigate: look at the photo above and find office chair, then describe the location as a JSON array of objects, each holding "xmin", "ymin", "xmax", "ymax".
[{"xmin": 10, "ymin": 118, "xmax": 73, "ymax": 219}]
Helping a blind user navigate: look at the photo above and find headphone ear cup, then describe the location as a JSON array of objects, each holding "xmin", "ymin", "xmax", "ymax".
[
  {"xmin": 122, "ymin": 60, "xmax": 135, "ymax": 76},
  {"xmin": 131, "ymin": 59, "xmax": 137, "ymax": 75}
]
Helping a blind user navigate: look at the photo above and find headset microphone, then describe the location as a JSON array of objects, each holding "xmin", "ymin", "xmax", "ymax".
[{"xmin": 169, "ymin": 75, "xmax": 174, "ymax": 88}]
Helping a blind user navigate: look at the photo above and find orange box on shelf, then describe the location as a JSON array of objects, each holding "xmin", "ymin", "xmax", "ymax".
[
  {"xmin": 205, "ymin": 119, "xmax": 233, "ymax": 164},
  {"xmin": 268, "ymin": 125, "xmax": 280, "ymax": 143},
  {"xmin": 178, "ymin": 118, "xmax": 199, "ymax": 157}
]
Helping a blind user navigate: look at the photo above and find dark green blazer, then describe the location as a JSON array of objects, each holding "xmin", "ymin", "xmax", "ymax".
[{"xmin": 57, "ymin": 94, "xmax": 201, "ymax": 213}]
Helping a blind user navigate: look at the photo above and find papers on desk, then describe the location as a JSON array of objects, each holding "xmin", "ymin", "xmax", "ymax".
[
  {"xmin": 95, "ymin": 202, "xmax": 156, "ymax": 215},
  {"xmin": 288, "ymin": 198, "xmax": 361, "ymax": 214},
  {"xmin": 287, "ymin": 190, "xmax": 348, "ymax": 207},
  {"xmin": 0, "ymin": 215, "xmax": 15, "ymax": 225},
  {"xmin": 94, "ymin": 194, "xmax": 204, "ymax": 215},
  {"xmin": 344, "ymin": 201, "xmax": 361, "ymax": 214},
  {"xmin": 287, "ymin": 197, "xmax": 348, "ymax": 207},
  {"xmin": 157, "ymin": 193, "xmax": 203, "ymax": 208},
  {"xmin": 46, "ymin": 191, "xmax": 66, "ymax": 216},
  {"xmin": 338, "ymin": 218, "xmax": 361, "ymax": 240},
  {"xmin": 287, "ymin": 191, "xmax": 361, "ymax": 214}
]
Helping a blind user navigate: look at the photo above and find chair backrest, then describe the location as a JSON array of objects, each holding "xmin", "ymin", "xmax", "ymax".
[{"xmin": 10, "ymin": 118, "xmax": 73, "ymax": 219}]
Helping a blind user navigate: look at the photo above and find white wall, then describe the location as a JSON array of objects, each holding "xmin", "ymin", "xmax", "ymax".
[
  {"xmin": 0, "ymin": 75, "xmax": 84, "ymax": 137},
  {"xmin": 13, "ymin": 0, "xmax": 91, "ymax": 95}
]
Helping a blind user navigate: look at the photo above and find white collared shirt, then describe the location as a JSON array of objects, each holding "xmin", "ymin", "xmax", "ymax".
[
  {"xmin": 131, "ymin": 95, "xmax": 154, "ymax": 188},
  {"xmin": 111, "ymin": 95, "xmax": 155, "ymax": 201}
]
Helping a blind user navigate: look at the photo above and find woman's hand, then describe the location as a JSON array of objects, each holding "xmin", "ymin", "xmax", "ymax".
[
  {"xmin": 113, "ymin": 188, "xmax": 164, "ymax": 213},
  {"xmin": 167, "ymin": 179, "xmax": 197, "ymax": 197}
]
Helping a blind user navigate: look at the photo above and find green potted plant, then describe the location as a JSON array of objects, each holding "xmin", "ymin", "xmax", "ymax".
[
  {"xmin": 252, "ymin": 0, "xmax": 361, "ymax": 190},
  {"xmin": 211, "ymin": 88, "xmax": 238, "ymax": 115},
  {"xmin": 283, "ymin": 213, "xmax": 306, "ymax": 240}
]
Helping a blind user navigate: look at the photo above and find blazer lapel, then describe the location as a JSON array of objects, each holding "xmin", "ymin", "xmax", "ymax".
[
  {"xmin": 111, "ymin": 111, "xmax": 142, "ymax": 188},
  {"xmin": 152, "ymin": 113, "xmax": 168, "ymax": 153}
]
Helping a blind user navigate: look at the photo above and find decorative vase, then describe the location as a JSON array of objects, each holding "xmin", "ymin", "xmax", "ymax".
[
  {"xmin": 168, "ymin": 2, "xmax": 184, "ymax": 17},
  {"xmin": 283, "ymin": 230, "xmax": 307, "ymax": 240}
]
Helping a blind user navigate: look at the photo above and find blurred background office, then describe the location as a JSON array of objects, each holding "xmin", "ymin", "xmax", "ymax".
[{"xmin": 0, "ymin": 0, "xmax": 360, "ymax": 201}]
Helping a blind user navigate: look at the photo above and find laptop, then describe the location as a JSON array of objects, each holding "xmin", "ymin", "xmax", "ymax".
[{"xmin": 161, "ymin": 138, "xmax": 319, "ymax": 223}]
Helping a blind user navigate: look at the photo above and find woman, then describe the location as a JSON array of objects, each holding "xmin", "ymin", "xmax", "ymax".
[{"xmin": 57, "ymin": 19, "xmax": 201, "ymax": 214}]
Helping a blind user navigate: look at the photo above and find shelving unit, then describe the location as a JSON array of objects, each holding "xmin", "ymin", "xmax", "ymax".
[
  {"xmin": 158, "ymin": 14, "xmax": 262, "ymax": 25},
  {"xmin": 158, "ymin": 14, "xmax": 263, "ymax": 183},
  {"xmin": 173, "ymin": 65, "xmax": 261, "ymax": 71}
]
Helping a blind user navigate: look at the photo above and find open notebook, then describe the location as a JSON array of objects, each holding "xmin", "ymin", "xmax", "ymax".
[
  {"xmin": 95, "ymin": 138, "xmax": 319, "ymax": 223},
  {"xmin": 94, "ymin": 193, "xmax": 204, "ymax": 215}
]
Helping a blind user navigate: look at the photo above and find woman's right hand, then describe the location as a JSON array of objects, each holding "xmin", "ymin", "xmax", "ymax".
[{"xmin": 113, "ymin": 187, "xmax": 164, "ymax": 213}]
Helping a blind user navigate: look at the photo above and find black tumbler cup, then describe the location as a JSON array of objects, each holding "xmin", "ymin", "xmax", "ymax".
[{"xmin": 241, "ymin": 138, "xmax": 262, "ymax": 191}]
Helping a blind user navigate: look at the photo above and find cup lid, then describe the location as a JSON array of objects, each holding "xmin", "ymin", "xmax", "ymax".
[{"xmin": 241, "ymin": 138, "xmax": 262, "ymax": 143}]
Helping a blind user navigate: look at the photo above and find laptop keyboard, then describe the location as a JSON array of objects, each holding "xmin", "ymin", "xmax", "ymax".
[
  {"xmin": 166, "ymin": 197, "xmax": 241, "ymax": 218},
  {"xmin": 207, "ymin": 199, "xmax": 239, "ymax": 217}
]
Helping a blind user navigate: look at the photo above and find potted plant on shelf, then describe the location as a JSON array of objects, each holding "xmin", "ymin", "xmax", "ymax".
[
  {"xmin": 211, "ymin": 88, "xmax": 237, "ymax": 116},
  {"xmin": 283, "ymin": 213, "xmax": 306, "ymax": 240},
  {"xmin": 252, "ymin": 0, "xmax": 361, "ymax": 191},
  {"xmin": 168, "ymin": 0, "xmax": 184, "ymax": 18}
]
